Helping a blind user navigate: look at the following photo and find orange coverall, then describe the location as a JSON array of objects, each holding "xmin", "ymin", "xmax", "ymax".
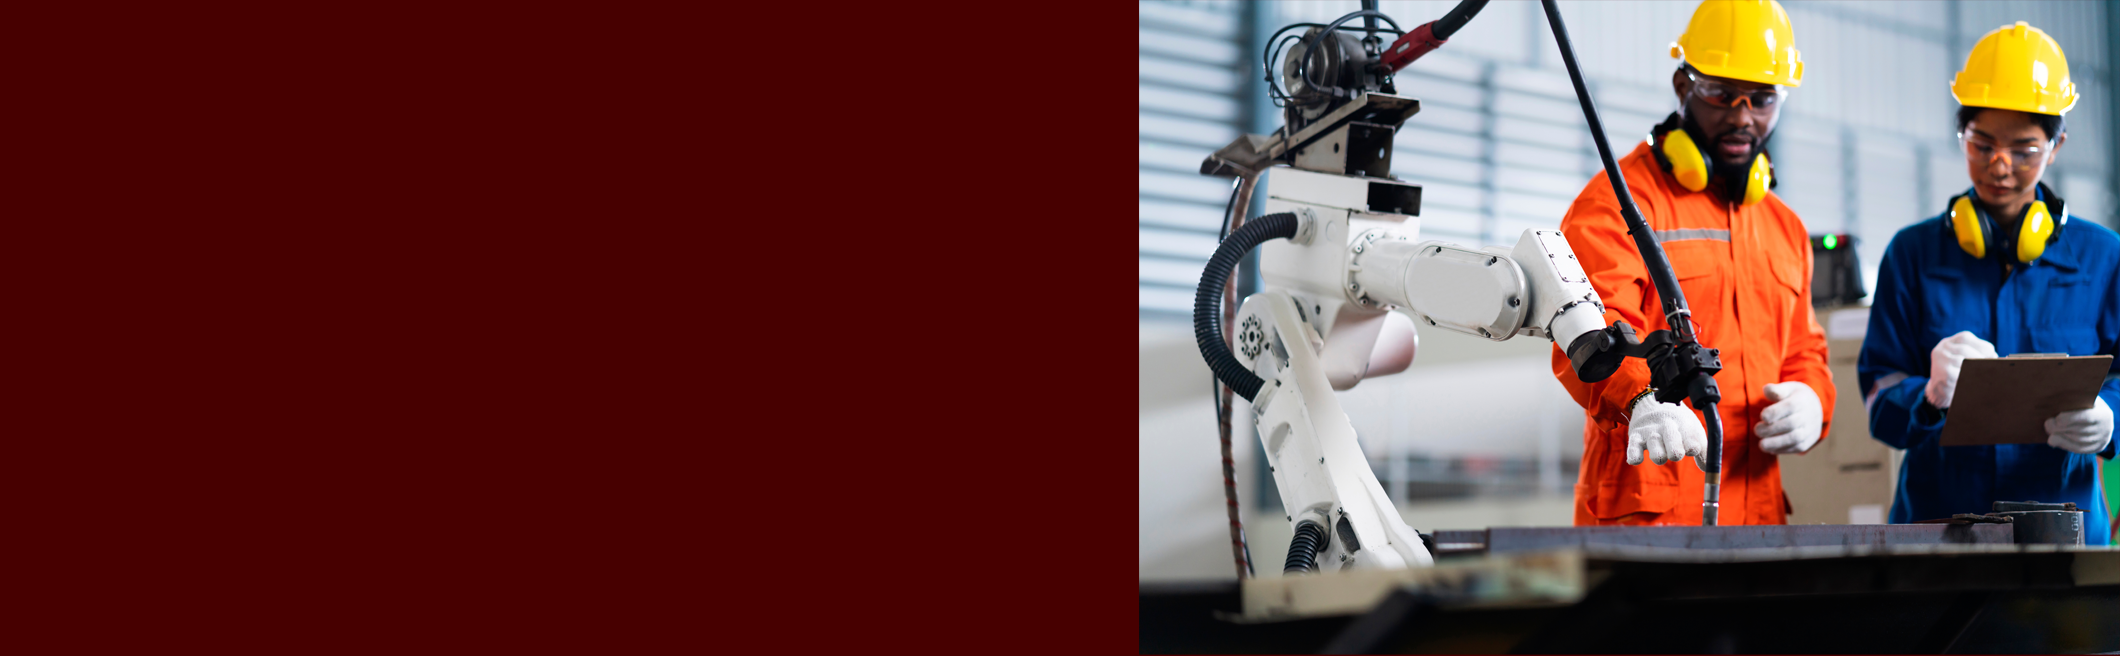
[{"xmin": 1550, "ymin": 142, "xmax": 1836, "ymax": 526}]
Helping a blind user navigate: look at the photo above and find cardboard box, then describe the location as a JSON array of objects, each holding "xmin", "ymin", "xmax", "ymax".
[{"xmin": 1779, "ymin": 307, "xmax": 1902, "ymax": 525}]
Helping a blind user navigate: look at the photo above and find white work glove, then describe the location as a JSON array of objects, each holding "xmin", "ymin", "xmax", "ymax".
[
  {"xmin": 1924, "ymin": 331, "xmax": 1997, "ymax": 409},
  {"xmin": 1756, "ymin": 381, "xmax": 1823, "ymax": 454},
  {"xmin": 1627, "ymin": 393, "xmax": 1708, "ymax": 470},
  {"xmin": 2045, "ymin": 397, "xmax": 2114, "ymax": 454}
]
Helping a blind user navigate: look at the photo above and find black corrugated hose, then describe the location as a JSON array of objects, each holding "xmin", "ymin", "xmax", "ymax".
[
  {"xmin": 1283, "ymin": 521, "xmax": 1327, "ymax": 574},
  {"xmin": 1194, "ymin": 212, "xmax": 1299, "ymax": 403}
]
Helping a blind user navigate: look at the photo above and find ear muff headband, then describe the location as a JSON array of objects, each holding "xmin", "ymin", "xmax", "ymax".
[
  {"xmin": 1949, "ymin": 183, "xmax": 2066, "ymax": 263},
  {"xmin": 1650, "ymin": 113, "xmax": 1770, "ymax": 205}
]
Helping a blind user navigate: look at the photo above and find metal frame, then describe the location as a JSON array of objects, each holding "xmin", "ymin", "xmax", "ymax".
[{"xmin": 1142, "ymin": 543, "xmax": 2120, "ymax": 654}]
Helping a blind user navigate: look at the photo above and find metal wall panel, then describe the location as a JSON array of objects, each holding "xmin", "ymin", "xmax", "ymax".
[
  {"xmin": 1962, "ymin": 1, "xmax": 2109, "ymax": 71},
  {"xmin": 1497, "ymin": 193, "xmax": 1573, "ymax": 223},
  {"xmin": 1398, "ymin": 49, "xmax": 1486, "ymax": 83},
  {"xmin": 1140, "ymin": 198, "xmax": 1222, "ymax": 232},
  {"xmin": 1409, "ymin": 103, "xmax": 1487, "ymax": 133},
  {"xmin": 2061, "ymin": 172, "xmax": 2111, "ymax": 232},
  {"xmin": 1496, "ymin": 166, "xmax": 1589, "ymax": 199},
  {"xmin": 1924, "ymin": 148, "xmax": 1966, "ymax": 219},
  {"xmin": 1139, "ymin": 28, "xmax": 1243, "ymax": 65},
  {"xmin": 2065, "ymin": 75, "xmax": 2111, "ymax": 174},
  {"xmin": 1419, "ymin": 207, "xmax": 1484, "ymax": 241},
  {"xmin": 1396, "ymin": 126, "xmax": 1485, "ymax": 159},
  {"xmin": 1416, "ymin": 180, "xmax": 1483, "ymax": 213},
  {"xmin": 1139, "ymin": 57, "xmax": 1241, "ymax": 94},
  {"xmin": 1140, "ymin": 226, "xmax": 1220, "ymax": 261},
  {"xmin": 1138, "ymin": 2, "xmax": 1247, "ymax": 317},
  {"xmin": 1139, "ymin": 1, "xmax": 1239, "ymax": 37},
  {"xmin": 1139, "ymin": 113, "xmax": 1235, "ymax": 148},
  {"xmin": 1395, "ymin": 154, "xmax": 1483, "ymax": 185},
  {"xmin": 1855, "ymin": 134, "xmax": 1926, "ymax": 273},
  {"xmin": 1835, "ymin": 0, "xmax": 1951, "ymax": 33},
  {"xmin": 1140, "ymin": 85, "xmax": 1239, "ymax": 122},
  {"xmin": 1555, "ymin": 1, "xmax": 1696, "ymax": 91},
  {"xmin": 1495, "ymin": 141, "xmax": 1579, "ymax": 173},
  {"xmin": 1403, "ymin": 74, "xmax": 1485, "ymax": 110},
  {"xmin": 1769, "ymin": 123, "xmax": 1848, "ymax": 234},
  {"xmin": 1140, "ymin": 0, "xmax": 2118, "ymax": 314},
  {"xmin": 1140, "ymin": 142, "xmax": 1210, "ymax": 174},
  {"xmin": 1140, "ymin": 170, "xmax": 1229, "ymax": 205}
]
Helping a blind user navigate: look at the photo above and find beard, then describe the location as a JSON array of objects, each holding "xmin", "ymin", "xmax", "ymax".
[{"xmin": 1680, "ymin": 111, "xmax": 1773, "ymax": 203}]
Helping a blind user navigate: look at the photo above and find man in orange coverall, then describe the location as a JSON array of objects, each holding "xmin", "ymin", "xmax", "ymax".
[{"xmin": 1551, "ymin": 0, "xmax": 1835, "ymax": 526}]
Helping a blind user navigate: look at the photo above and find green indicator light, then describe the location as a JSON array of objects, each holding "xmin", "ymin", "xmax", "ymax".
[{"xmin": 1823, "ymin": 234, "xmax": 1838, "ymax": 250}]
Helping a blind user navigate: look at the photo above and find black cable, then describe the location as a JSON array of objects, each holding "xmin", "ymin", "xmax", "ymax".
[
  {"xmin": 1263, "ymin": 18, "xmax": 1405, "ymax": 110},
  {"xmin": 1211, "ymin": 376, "xmax": 1224, "ymax": 433},
  {"xmin": 1297, "ymin": 28, "xmax": 1342, "ymax": 104},
  {"xmin": 1297, "ymin": 11, "xmax": 1399, "ymax": 101},
  {"xmin": 1702, "ymin": 407, "xmax": 1724, "ymax": 480},
  {"xmin": 1303, "ymin": 11, "xmax": 1403, "ymax": 105},
  {"xmin": 1433, "ymin": 0, "xmax": 1491, "ymax": 40},
  {"xmin": 1536, "ymin": 0, "xmax": 1693, "ymax": 338},
  {"xmin": 1267, "ymin": 35, "xmax": 1326, "ymax": 109},
  {"xmin": 1267, "ymin": 21, "xmax": 1404, "ymax": 41},
  {"xmin": 1267, "ymin": 32, "xmax": 1330, "ymax": 109},
  {"xmin": 1266, "ymin": 22, "xmax": 1402, "ymax": 48},
  {"xmin": 1319, "ymin": 9, "xmax": 1402, "ymax": 35},
  {"xmin": 1539, "ymin": 0, "xmax": 1725, "ymax": 525}
]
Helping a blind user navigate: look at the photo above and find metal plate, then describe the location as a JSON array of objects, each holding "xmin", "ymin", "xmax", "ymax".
[{"xmin": 1429, "ymin": 524, "xmax": 2017, "ymax": 556}]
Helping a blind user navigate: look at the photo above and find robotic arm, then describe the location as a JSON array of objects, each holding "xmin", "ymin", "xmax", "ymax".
[
  {"xmin": 1195, "ymin": 166, "xmax": 1607, "ymax": 574},
  {"xmin": 1193, "ymin": 0, "xmax": 1729, "ymax": 578}
]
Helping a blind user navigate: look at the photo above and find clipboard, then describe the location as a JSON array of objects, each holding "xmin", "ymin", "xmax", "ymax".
[{"xmin": 1937, "ymin": 353, "xmax": 2113, "ymax": 446}]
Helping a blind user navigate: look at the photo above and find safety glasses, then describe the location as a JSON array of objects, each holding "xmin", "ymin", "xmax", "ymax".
[
  {"xmin": 1685, "ymin": 69, "xmax": 1786, "ymax": 112},
  {"xmin": 1959, "ymin": 132, "xmax": 2055, "ymax": 172}
]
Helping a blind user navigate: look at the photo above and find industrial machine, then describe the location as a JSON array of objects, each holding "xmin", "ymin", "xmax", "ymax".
[
  {"xmin": 1155, "ymin": 3, "xmax": 2120, "ymax": 652},
  {"xmin": 1194, "ymin": 0, "xmax": 1728, "ymax": 577}
]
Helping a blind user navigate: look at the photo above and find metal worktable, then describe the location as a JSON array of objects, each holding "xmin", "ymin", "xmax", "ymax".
[{"xmin": 1141, "ymin": 525, "xmax": 2120, "ymax": 654}]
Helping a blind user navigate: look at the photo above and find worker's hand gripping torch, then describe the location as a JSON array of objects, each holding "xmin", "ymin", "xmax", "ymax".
[{"xmin": 1535, "ymin": 0, "xmax": 1729, "ymax": 526}]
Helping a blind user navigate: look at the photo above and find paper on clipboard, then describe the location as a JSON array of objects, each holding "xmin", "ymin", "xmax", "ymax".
[{"xmin": 1937, "ymin": 353, "xmax": 2113, "ymax": 446}]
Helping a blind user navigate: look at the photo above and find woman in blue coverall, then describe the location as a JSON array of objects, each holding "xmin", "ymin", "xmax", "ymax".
[{"xmin": 1858, "ymin": 22, "xmax": 2118, "ymax": 545}]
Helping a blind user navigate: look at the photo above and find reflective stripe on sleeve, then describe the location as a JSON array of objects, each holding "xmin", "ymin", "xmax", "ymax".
[{"xmin": 1652, "ymin": 228, "xmax": 1732, "ymax": 242}]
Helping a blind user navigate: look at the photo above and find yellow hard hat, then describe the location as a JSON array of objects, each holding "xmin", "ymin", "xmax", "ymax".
[
  {"xmin": 1952, "ymin": 21, "xmax": 2077, "ymax": 116},
  {"xmin": 1670, "ymin": 0, "xmax": 1804, "ymax": 87}
]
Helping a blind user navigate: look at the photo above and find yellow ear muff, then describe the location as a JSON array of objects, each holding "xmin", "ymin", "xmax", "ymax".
[
  {"xmin": 1949, "ymin": 195, "xmax": 1988, "ymax": 259},
  {"xmin": 2017, "ymin": 201, "xmax": 2055, "ymax": 262},
  {"xmin": 1743, "ymin": 153, "xmax": 1771, "ymax": 206},
  {"xmin": 1660, "ymin": 128, "xmax": 1709, "ymax": 192}
]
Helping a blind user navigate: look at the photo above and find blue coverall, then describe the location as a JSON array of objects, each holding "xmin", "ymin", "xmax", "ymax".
[{"xmin": 1858, "ymin": 192, "xmax": 2120, "ymax": 545}]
